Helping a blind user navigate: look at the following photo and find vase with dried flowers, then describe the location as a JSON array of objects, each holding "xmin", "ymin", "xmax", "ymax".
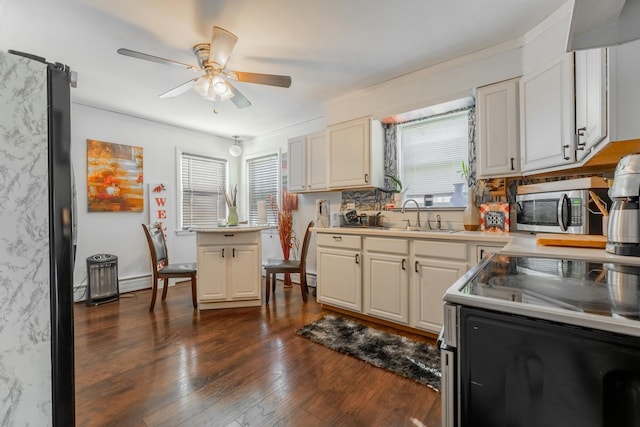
[
  {"xmin": 269, "ymin": 191, "xmax": 299, "ymax": 287},
  {"xmin": 221, "ymin": 184, "xmax": 238, "ymax": 226}
]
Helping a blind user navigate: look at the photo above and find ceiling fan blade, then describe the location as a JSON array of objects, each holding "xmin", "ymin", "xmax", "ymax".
[
  {"xmin": 227, "ymin": 82, "xmax": 252, "ymax": 109},
  {"xmin": 228, "ymin": 71, "xmax": 291, "ymax": 88},
  {"xmin": 209, "ymin": 26, "xmax": 238, "ymax": 68},
  {"xmin": 117, "ymin": 48, "xmax": 200, "ymax": 71},
  {"xmin": 159, "ymin": 77, "xmax": 198, "ymax": 98}
]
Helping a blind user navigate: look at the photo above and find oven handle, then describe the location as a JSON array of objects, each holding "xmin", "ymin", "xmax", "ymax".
[{"xmin": 557, "ymin": 193, "xmax": 570, "ymax": 232}]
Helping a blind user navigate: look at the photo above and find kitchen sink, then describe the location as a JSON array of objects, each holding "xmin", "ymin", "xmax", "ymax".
[
  {"xmin": 384, "ymin": 226, "xmax": 459, "ymax": 233},
  {"xmin": 415, "ymin": 229, "xmax": 459, "ymax": 234}
]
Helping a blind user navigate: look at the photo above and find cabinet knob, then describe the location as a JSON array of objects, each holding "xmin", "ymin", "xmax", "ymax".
[
  {"xmin": 364, "ymin": 173, "xmax": 369, "ymax": 183},
  {"xmin": 332, "ymin": 235, "xmax": 342, "ymax": 240},
  {"xmin": 233, "ymin": 248, "xmax": 236, "ymax": 257},
  {"xmin": 402, "ymin": 259, "xmax": 406, "ymax": 270},
  {"xmin": 510, "ymin": 157, "xmax": 515, "ymax": 171},
  {"xmin": 355, "ymin": 253, "xmax": 360, "ymax": 264},
  {"xmin": 563, "ymin": 144, "xmax": 571, "ymax": 161},
  {"xmin": 415, "ymin": 260, "xmax": 419, "ymax": 273},
  {"xmin": 222, "ymin": 248, "xmax": 225, "ymax": 258}
]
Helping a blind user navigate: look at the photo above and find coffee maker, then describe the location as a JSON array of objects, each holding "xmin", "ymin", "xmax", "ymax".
[{"xmin": 606, "ymin": 154, "xmax": 640, "ymax": 256}]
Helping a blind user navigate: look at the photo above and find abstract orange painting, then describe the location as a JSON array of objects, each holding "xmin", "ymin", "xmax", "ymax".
[{"xmin": 87, "ymin": 139, "xmax": 144, "ymax": 212}]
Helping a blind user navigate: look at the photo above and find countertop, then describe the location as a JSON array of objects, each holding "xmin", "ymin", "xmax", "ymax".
[
  {"xmin": 314, "ymin": 226, "xmax": 640, "ymax": 265},
  {"xmin": 190, "ymin": 225, "xmax": 272, "ymax": 233},
  {"xmin": 313, "ymin": 226, "xmax": 512, "ymax": 244}
]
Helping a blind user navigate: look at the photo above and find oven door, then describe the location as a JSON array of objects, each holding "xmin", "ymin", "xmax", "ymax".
[
  {"xmin": 516, "ymin": 191, "xmax": 573, "ymax": 233},
  {"xmin": 460, "ymin": 306, "xmax": 640, "ymax": 427}
]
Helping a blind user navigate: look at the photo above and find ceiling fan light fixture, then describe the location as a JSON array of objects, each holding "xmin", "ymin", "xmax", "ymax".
[
  {"xmin": 219, "ymin": 89, "xmax": 234, "ymax": 102},
  {"xmin": 211, "ymin": 76, "xmax": 228, "ymax": 95},
  {"xmin": 193, "ymin": 77, "xmax": 210, "ymax": 96},
  {"xmin": 229, "ymin": 135, "xmax": 242, "ymax": 157}
]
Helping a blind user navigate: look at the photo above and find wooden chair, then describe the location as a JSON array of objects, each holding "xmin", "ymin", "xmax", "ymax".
[
  {"xmin": 142, "ymin": 223, "xmax": 197, "ymax": 311},
  {"xmin": 265, "ymin": 221, "xmax": 314, "ymax": 303}
]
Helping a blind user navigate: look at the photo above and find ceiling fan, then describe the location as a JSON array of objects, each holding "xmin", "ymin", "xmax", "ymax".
[{"xmin": 117, "ymin": 26, "xmax": 291, "ymax": 109}]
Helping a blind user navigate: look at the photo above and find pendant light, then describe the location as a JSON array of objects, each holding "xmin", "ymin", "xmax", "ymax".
[{"xmin": 229, "ymin": 135, "xmax": 242, "ymax": 157}]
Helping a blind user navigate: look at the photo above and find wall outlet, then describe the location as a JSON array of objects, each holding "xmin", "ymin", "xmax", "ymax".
[{"xmin": 346, "ymin": 203, "xmax": 356, "ymax": 210}]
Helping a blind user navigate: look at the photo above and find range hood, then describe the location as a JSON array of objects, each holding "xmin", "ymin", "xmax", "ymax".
[{"xmin": 567, "ymin": 0, "xmax": 640, "ymax": 51}]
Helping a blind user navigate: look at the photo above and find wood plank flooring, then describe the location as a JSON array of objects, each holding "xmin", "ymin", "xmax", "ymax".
[{"xmin": 74, "ymin": 280, "xmax": 442, "ymax": 426}]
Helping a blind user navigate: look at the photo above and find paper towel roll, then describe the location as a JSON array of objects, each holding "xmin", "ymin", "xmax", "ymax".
[{"xmin": 257, "ymin": 200, "xmax": 267, "ymax": 224}]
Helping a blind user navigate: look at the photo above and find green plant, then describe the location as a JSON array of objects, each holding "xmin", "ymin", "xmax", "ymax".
[
  {"xmin": 385, "ymin": 175, "xmax": 407, "ymax": 193},
  {"xmin": 457, "ymin": 161, "xmax": 469, "ymax": 181}
]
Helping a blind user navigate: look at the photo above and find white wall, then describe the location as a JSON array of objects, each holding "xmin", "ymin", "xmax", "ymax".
[
  {"xmin": 71, "ymin": 104, "xmax": 239, "ymax": 297},
  {"xmin": 325, "ymin": 39, "xmax": 525, "ymax": 126}
]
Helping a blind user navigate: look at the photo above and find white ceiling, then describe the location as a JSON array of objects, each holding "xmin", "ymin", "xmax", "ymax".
[{"xmin": 0, "ymin": 0, "xmax": 567, "ymax": 141}]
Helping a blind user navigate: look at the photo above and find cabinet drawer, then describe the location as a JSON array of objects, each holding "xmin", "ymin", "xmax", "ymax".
[
  {"xmin": 413, "ymin": 240, "xmax": 467, "ymax": 261},
  {"xmin": 317, "ymin": 233, "xmax": 361, "ymax": 249},
  {"xmin": 364, "ymin": 237, "xmax": 408, "ymax": 254},
  {"xmin": 197, "ymin": 231, "xmax": 259, "ymax": 246}
]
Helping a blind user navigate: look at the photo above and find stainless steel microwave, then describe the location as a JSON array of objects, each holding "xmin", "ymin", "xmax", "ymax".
[{"xmin": 516, "ymin": 189, "xmax": 609, "ymax": 234}]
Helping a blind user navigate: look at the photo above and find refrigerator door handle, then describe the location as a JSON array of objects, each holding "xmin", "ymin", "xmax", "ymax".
[{"xmin": 61, "ymin": 207, "xmax": 72, "ymax": 237}]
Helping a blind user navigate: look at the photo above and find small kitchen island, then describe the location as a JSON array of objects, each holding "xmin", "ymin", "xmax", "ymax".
[{"xmin": 193, "ymin": 225, "xmax": 269, "ymax": 310}]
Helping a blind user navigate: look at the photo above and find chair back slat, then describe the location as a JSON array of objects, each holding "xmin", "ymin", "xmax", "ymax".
[
  {"xmin": 142, "ymin": 223, "xmax": 169, "ymax": 271},
  {"xmin": 299, "ymin": 221, "xmax": 314, "ymax": 271}
]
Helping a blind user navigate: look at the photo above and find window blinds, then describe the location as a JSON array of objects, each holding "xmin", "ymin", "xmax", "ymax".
[
  {"xmin": 247, "ymin": 153, "xmax": 279, "ymax": 225},
  {"xmin": 399, "ymin": 110, "xmax": 469, "ymax": 198},
  {"xmin": 180, "ymin": 152, "xmax": 227, "ymax": 229}
]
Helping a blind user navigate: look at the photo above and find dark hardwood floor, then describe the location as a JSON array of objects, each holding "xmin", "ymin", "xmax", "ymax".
[{"xmin": 74, "ymin": 280, "xmax": 442, "ymax": 426}]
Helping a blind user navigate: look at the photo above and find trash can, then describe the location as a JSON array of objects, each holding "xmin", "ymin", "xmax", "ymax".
[{"xmin": 86, "ymin": 254, "xmax": 119, "ymax": 306}]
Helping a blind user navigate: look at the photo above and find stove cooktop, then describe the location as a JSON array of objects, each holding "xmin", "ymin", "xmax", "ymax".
[{"xmin": 446, "ymin": 254, "xmax": 640, "ymax": 336}]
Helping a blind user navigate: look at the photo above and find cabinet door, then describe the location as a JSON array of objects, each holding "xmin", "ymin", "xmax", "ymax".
[
  {"xmin": 575, "ymin": 48, "xmax": 607, "ymax": 161},
  {"xmin": 317, "ymin": 247, "xmax": 362, "ymax": 311},
  {"xmin": 197, "ymin": 245, "xmax": 228, "ymax": 301},
  {"xmin": 477, "ymin": 78, "xmax": 520, "ymax": 177},
  {"xmin": 520, "ymin": 54, "xmax": 575, "ymax": 172},
  {"xmin": 287, "ymin": 136, "xmax": 306, "ymax": 191},
  {"xmin": 363, "ymin": 252, "xmax": 409, "ymax": 324},
  {"xmin": 411, "ymin": 257, "xmax": 467, "ymax": 333},
  {"xmin": 229, "ymin": 245, "xmax": 260, "ymax": 299},
  {"xmin": 328, "ymin": 116, "xmax": 370, "ymax": 188},
  {"xmin": 307, "ymin": 131, "xmax": 328, "ymax": 190}
]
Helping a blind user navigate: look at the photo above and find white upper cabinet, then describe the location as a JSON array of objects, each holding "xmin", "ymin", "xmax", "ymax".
[
  {"xmin": 519, "ymin": 53, "xmax": 576, "ymax": 172},
  {"xmin": 287, "ymin": 130, "xmax": 327, "ymax": 193},
  {"xmin": 327, "ymin": 116, "xmax": 384, "ymax": 190},
  {"xmin": 476, "ymin": 78, "xmax": 520, "ymax": 178},
  {"xmin": 287, "ymin": 135, "xmax": 306, "ymax": 192},
  {"xmin": 306, "ymin": 131, "xmax": 328, "ymax": 191},
  {"xmin": 575, "ymin": 48, "xmax": 608, "ymax": 161}
]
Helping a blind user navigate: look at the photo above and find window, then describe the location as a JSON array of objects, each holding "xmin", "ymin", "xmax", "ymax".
[
  {"xmin": 179, "ymin": 151, "xmax": 227, "ymax": 229},
  {"xmin": 246, "ymin": 153, "xmax": 279, "ymax": 224},
  {"xmin": 398, "ymin": 109, "xmax": 469, "ymax": 206}
]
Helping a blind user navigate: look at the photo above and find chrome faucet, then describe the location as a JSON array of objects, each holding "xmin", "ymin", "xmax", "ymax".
[
  {"xmin": 427, "ymin": 214, "xmax": 442, "ymax": 230},
  {"xmin": 401, "ymin": 199, "xmax": 421, "ymax": 228}
]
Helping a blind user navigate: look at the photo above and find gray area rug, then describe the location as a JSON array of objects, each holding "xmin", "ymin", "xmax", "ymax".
[{"xmin": 297, "ymin": 315, "xmax": 441, "ymax": 391}]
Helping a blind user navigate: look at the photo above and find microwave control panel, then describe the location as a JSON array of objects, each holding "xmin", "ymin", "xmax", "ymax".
[{"xmin": 569, "ymin": 198, "xmax": 583, "ymax": 226}]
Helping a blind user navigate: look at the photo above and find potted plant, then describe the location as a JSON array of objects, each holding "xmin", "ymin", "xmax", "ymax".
[
  {"xmin": 385, "ymin": 175, "xmax": 407, "ymax": 206},
  {"xmin": 457, "ymin": 161, "xmax": 480, "ymax": 230}
]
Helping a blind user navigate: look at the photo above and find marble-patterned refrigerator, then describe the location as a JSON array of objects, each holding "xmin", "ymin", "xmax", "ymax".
[{"xmin": 0, "ymin": 50, "xmax": 75, "ymax": 425}]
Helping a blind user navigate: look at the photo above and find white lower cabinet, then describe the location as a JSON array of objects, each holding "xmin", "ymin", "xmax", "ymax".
[
  {"xmin": 410, "ymin": 240, "xmax": 468, "ymax": 333},
  {"xmin": 363, "ymin": 237, "xmax": 409, "ymax": 324},
  {"xmin": 316, "ymin": 231, "xmax": 505, "ymax": 334},
  {"xmin": 198, "ymin": 244, "xmax": 260, "ymax": 301},
  {"xmin": 317, "ymin": 233, "xmax": 362, "ymax": 312},
  {"xmin": 196, "ymin": 230, "xmax": 262, "ymax": 309}
]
